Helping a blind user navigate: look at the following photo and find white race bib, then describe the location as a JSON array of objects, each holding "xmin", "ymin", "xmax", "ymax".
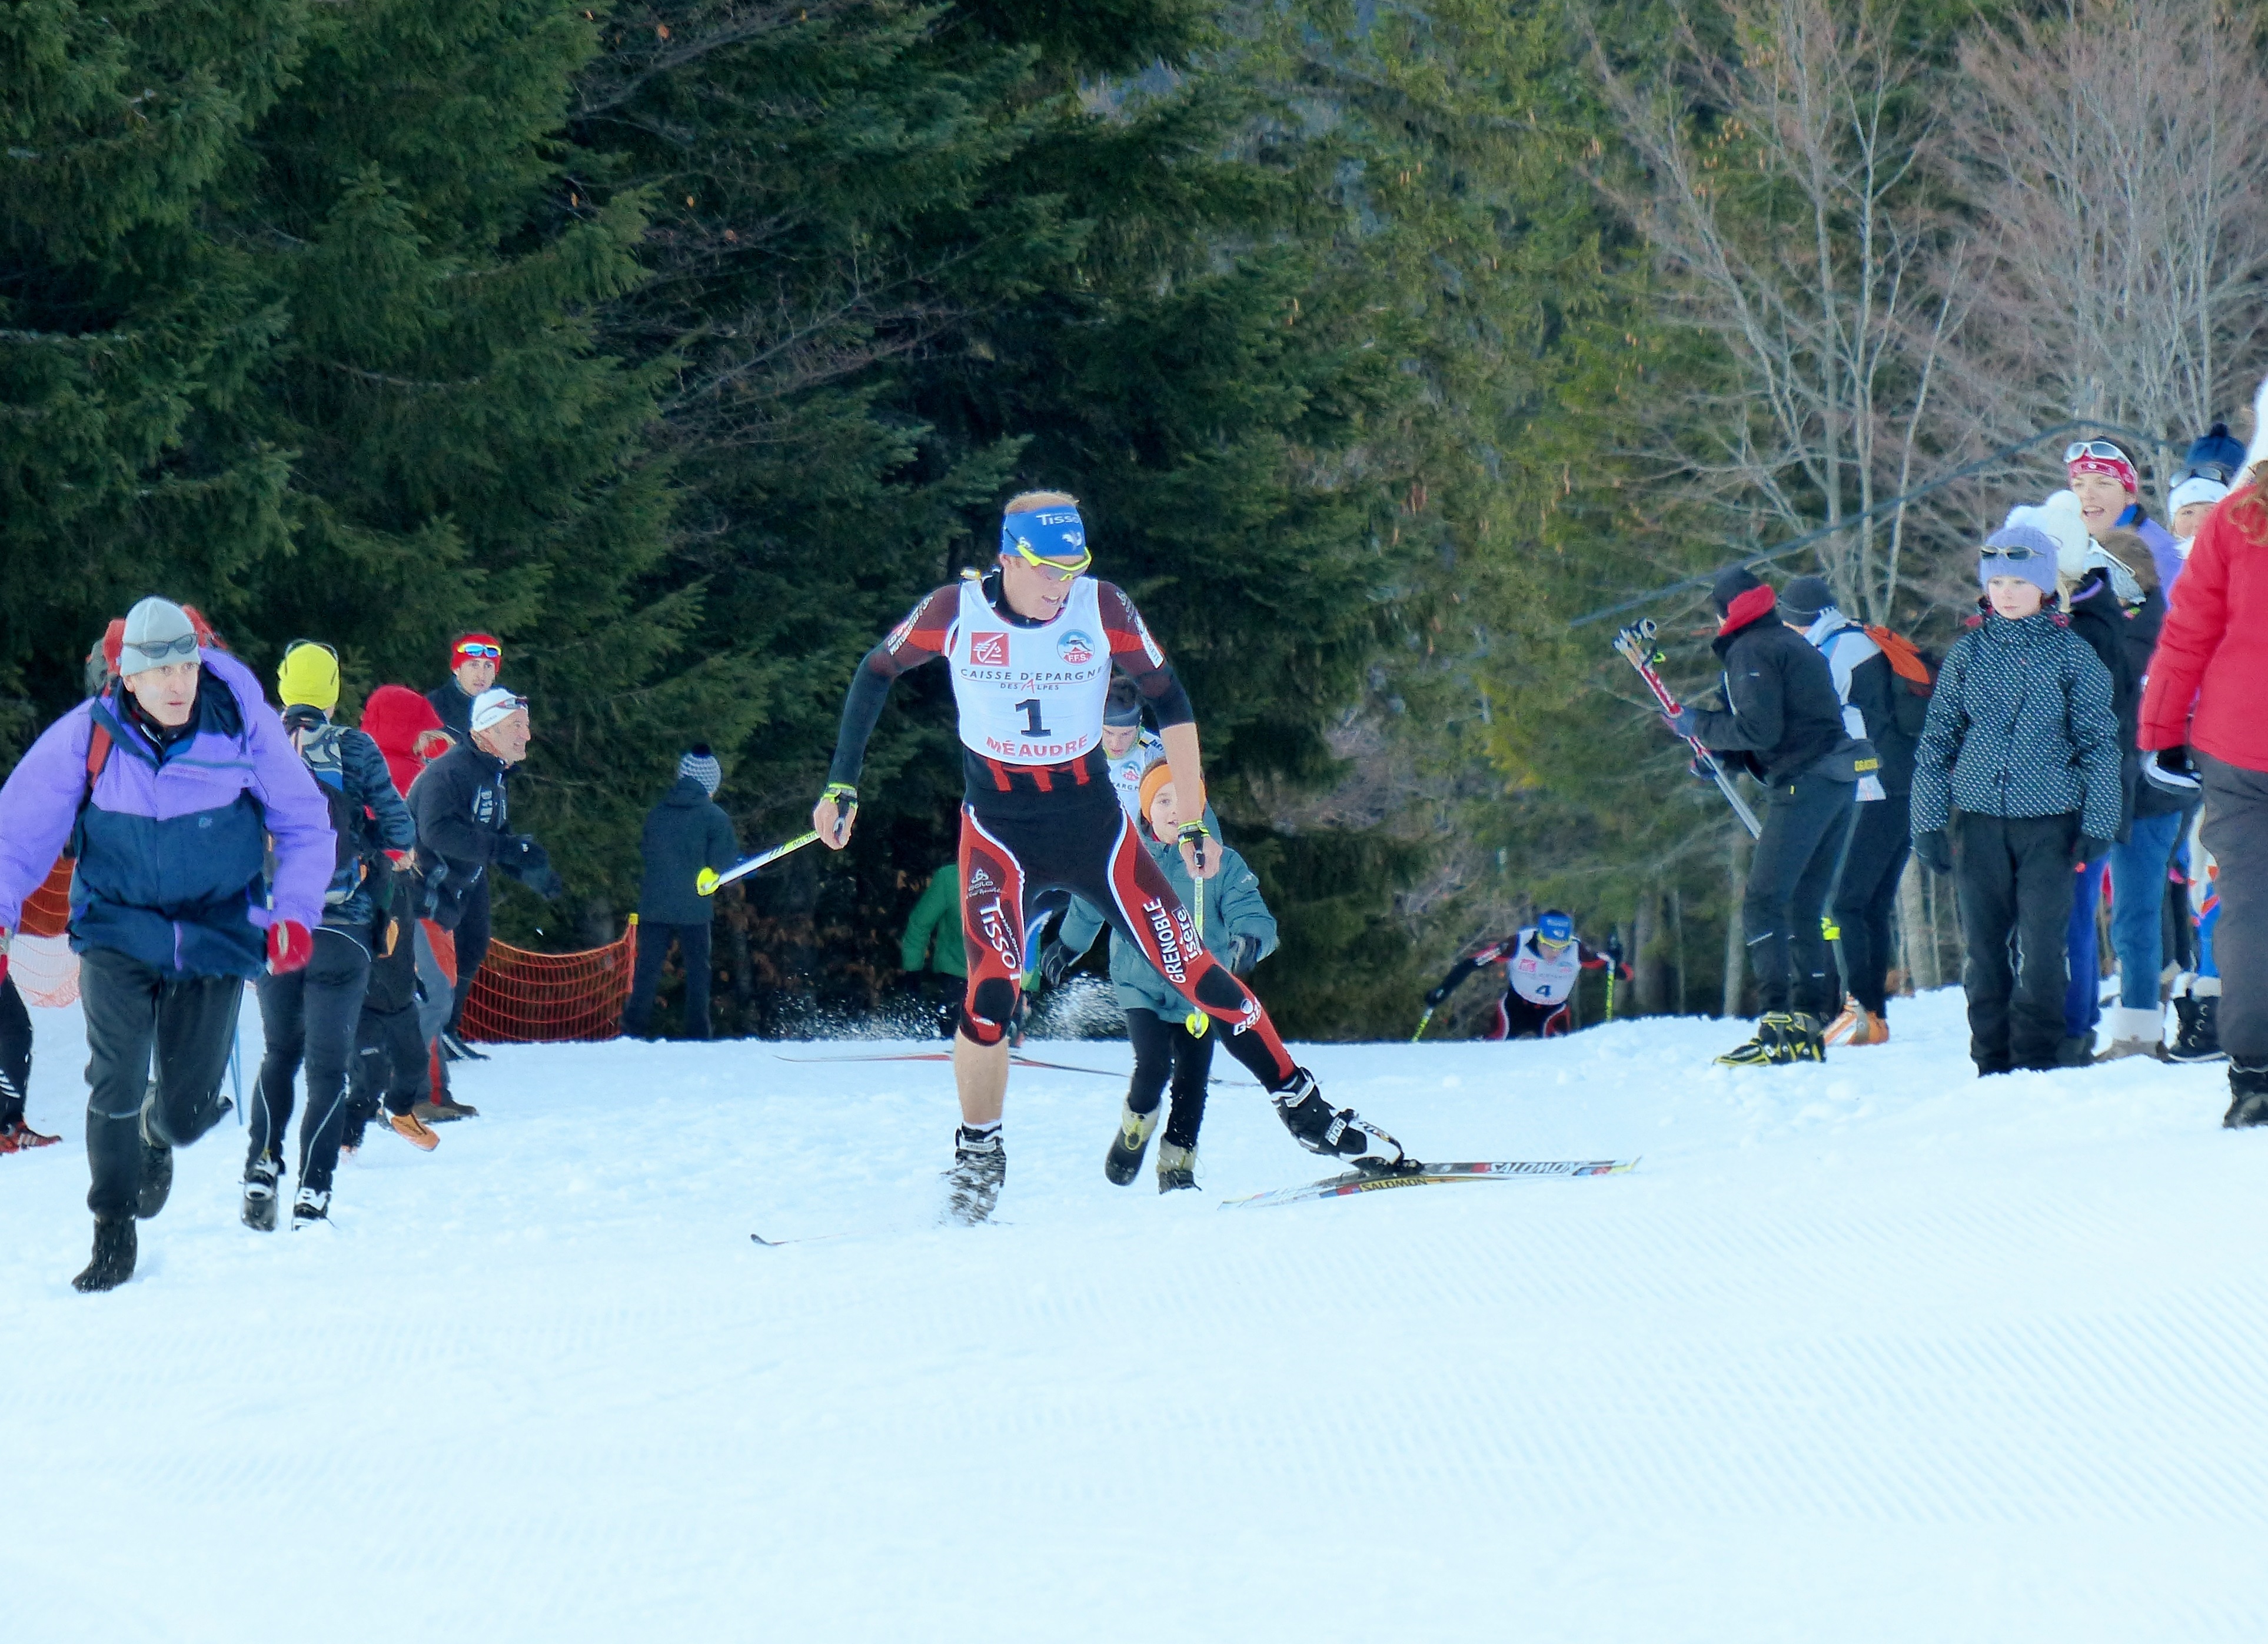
[
  {"xmin": 949, "ymin": 578, "xmax": 1112, "ymax": 766},
  {"xmin": 1508, "ymin": 934, "xmax": 1581, "ymax": 1005}
]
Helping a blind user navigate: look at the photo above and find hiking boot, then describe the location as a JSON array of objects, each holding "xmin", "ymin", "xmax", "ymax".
[
  {"xmin": 2169, "ymin": 993, "xmax": 2227, "ymax": 1063},
  {"xmin": 72, "ymin": 1216, "xmax": 136, "ymax": 1293},
  {"xmin": 2224, "ymin": 1064, "xmax": 2268, "ymax": 1129},
  {"xmin": 242, "ymin": 1155, "xmax": 281, "ymax": 1232},
  {"xmin": 1717, "ymin": 1013, "xmax": 1801, "ymax": 1067},
  {"xmin": 1104, "ymin": 1100, "xmax": 1160, "ymax": 1187},
  {"xmin": 136, "ymin": 1094, "xmax": 174, "ymax": 1219},
  {"xmin": 1156, "ymin": 1140, "xmax": 1199, "ymax": 1193},
  {"xmin": 944, "ymin": 1126, "xmax": 1005, "ymax": 1224},
  {"xmin": 2094, "ymin": 1007, "xmax": 2168, "ymax": 1064},
  {"xmin": 438, "ymin": 1030, "xmax": 488, "ymax": 1063},
  {"xmin": 0, "ymin": 1117, "xmax": 61, "ymax": 1153},
  {"xmin": 387, "ymin": 1110, "xmax": 440, "ymax": 1152},
  {"xmin": 291, "ymin": 1187, "xmax": 331, "ymax": 1229},
  {"xmin": 2055, "ymin": 1031, "xmax": 2097, "ymax": 1067},
  {"xmin": 1270, "ymin": 1069, "xmax": 1404, "ymax": 1169}
]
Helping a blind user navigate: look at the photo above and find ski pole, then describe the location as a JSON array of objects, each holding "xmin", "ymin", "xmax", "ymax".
[
  {"xmin": 697, "ymin": 830, "xmax": 822, "ymax": 897},
  {"xmin": 229, "ymin": 985, "xmax": 245, "ymax": 1124},
  {"xmin": 1612, "ymin": 619, "xmax": 1763, "ymax": 840},
  {"xmin": 1184, "ymin": 867, "xmax": 1209, "ymax": 1037},
  {"xmin": 1411, "ymin": 1005, "xmax": 1435, "ymax": 1043}
]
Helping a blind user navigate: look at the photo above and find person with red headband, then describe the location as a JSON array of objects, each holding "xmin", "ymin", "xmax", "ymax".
[
  {"xmin": 426, "ymin": 633, "xmax": 504, "ymax": 1059},
  {"xmin": 2064, "ymin": 439, "xmax": 2183, "ymax": 598}
]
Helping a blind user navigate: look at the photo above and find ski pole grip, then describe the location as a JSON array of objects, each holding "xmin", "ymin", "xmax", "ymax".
[{"xmin": 696, "ymin": 867, "xmax": 721, "ymax": 897}]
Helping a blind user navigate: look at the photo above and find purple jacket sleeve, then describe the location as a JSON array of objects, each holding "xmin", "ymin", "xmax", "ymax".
[
  {"xmin": 205, "ymin": 651, "xmax": 335, "ymax": 931},
  {"xmin": 0, "ymin": 705, "xmax": 99, "ymax": 933},
  {"xmin": 2139, "ymin": 517, "xmax": 2183, "ymax": 604}
]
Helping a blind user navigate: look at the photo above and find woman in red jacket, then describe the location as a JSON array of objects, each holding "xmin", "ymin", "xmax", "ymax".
[{"xmin": 2137, "ymin": 381, "xmax": 2268, "ymax": 1127}]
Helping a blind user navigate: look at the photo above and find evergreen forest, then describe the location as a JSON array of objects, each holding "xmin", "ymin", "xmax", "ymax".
[{"xmin": 5, "ymin": 0, "xmax": 2259, "ymax": 1037}]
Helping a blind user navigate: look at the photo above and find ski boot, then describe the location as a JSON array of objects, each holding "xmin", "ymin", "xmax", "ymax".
[
  {"xmin": 1104, "ymin": 1100, "xmax": 1160, "ymax": 1187},
  {"xmin": 387, "ymin": 1109, "xmax": 440, "ymax": 1152},
  {"xmin": 136, "ymin": 1091, "xmax": 174, "ymax": 1219},
  {"xmin": 1716, "ymin": 1013, "xmax": 1801, "ymax": 1066},
  {"xmin": 0, "ymin": 1117, "xmax": 61, "ymax": 1152},
  {"xmin": 291, "ymin": 1187, "xmax": 330, "ymax": 1230},
  {"xmin": 1785, "ymin": 1011, "xmax": 1827, "ymax": 1062},
  {"xmin": 2093, "ymin": 1007, "xmax": 2168, "ymax": 1063},
  {"xmin": 1820, "ymin": 997, "xmax": 1865, "ymax": 1047},
  {"xmin": 1156, "ymin": 1140, "xmax": 1199, "ymax": 1193},
  {"xmin": 1269, "ymin": 1069, "xmax": 1404, "ymax": 1171},
  {"xmin": 2169, "ymin": 991, "xmax": 2227, "ymax": 1063},
  {"xmin": 242, "ymin": 1154, "xmax": 282, "ymax": 1232},
  {"xmin": 72, "ymin": 1216, "xmax": 136, "ymax": 1293},
  {"xmin": 944, "ymin": 1126, "xmax": 1006, "ymax": 1224}
]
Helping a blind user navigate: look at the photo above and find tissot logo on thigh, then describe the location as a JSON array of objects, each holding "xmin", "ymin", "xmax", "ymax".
[{"xmin": 969, "ymin": 631, "xmax": 1009, "ymax": 666}]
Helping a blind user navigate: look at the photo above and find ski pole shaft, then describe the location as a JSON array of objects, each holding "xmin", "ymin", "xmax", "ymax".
[
  {"xmin": 1612, "ymin": 621, "xmax": 1762, "ymax": 840},
  {"xmin": 1185, "ymin": 875, "xmax": 1209, "ymax": 1037},
  {"xmin": 1411, "ymin": 1005, "xmax": 1435, "ymax": 1043},
  {"xmin": 697, "ymin": 830, "xmax": 822, "ymax": 897}
]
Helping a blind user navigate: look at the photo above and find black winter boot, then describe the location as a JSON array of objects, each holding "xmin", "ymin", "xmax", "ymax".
[
  {"xmin": 72, "ymin": 1217, "xmax": 137, "ymax": 1293},
  {"xmin": 2224, "ymin": 1065, "xmax": 2268, "ymax": 1130},
  {"xmin": 136, "ymin": 1090, "xmax": 174, "ymax": 1220},
  {"xmin": 2169, "ymin": 994, "xmax": 2227, "ymax": 1064}
]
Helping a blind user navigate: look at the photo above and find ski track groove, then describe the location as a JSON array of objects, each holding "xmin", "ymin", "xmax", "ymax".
[{"xmin": 6, "ymin": 993, "xmax": 2268, "ymax": 1640}]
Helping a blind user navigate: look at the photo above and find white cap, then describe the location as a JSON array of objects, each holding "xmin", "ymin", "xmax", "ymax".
[
  {"xmin": 469, "ymin": 687, "xmax": 527, "ymax": 733},
  {"xmin": 2169, "ymin": 474, "xmax": 2230, "ymax": 514},
  {"xmin": 118, "ymin": 597, "xmax": 198, "ymax": 677}
]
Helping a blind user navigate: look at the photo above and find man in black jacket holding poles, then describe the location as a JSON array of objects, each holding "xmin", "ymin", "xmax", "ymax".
[{"xmin": 1662, "ymin": 567, "xmax": 1861, "ymax": 1067}]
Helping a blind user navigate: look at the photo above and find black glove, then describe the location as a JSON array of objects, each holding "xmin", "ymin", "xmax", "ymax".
[
  {"xmin": 1424, "ymin": 983, "xmax": 1449, "ymax": 1007},
  {"xmin": 1038, "ymin": 940, "xmax": 1076, "ymax": 989},
  {"xmin": 417, "ymin": 858, "xmax": 450, "ymax": 919},
  {"xmin": 1604, "ymin": 932, "xmax": 1624, "ymax": 967},
  {"xmin": 1225, "ymin": 934, "xmax": 1261, "ymax": 976},
  {"xmin": 498, "ymin": 834, "xmax": 547, "ymax": 876},
  {"xmin": 2072, "ymin": 835, "xmax": 2111, "ymax": 869},
  {"xmin": 1686, "ymin": 754, "xmax": 1721, "ymax": 785},
  {"xmin": 1912, "ymin": 828, "xmax": 1953, "ymax": 876},
  {"xmin": 530, "ymin": 866, "xmax": 566, "ymax": 901},
  {"xmin": 2142, "ymin": 746, "xmax": 2202, "ymax": 796}
]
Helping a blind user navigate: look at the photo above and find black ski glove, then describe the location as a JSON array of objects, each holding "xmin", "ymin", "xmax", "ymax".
[
  {"xmin": 1225, "ymin": 934, "xmax": 1261, "ymax": 976},
  {"xmin": 1912, "ymin": 829, "xmax": 1953, "ymax": 876},
  {"xmin": 1425, "ymin": 983, "xmax": 1450, "ymax": 1007},
  {"xmin": 1037, "ymin": 940, "xmax": 1076, "ymax": 989},
  {"xmin": 2072, "ymin": 835, "xmax": 2112, "ymax": 869},
  {"xmin": 2143, "ymin": 746, "xmax": 2202, "ymax": 796}
]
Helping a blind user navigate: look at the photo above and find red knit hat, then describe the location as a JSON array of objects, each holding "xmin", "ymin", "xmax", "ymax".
[{"xmin": 450, "ymin": 633, "xmax": 503, "ymax": 668}]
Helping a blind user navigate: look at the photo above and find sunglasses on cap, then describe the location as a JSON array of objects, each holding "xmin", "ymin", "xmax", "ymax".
[
  {"xmin": 1008, "ymin": 538, "xmax": 1092, "ymax": 582},
  {"xmin": 2177, "ymin": 461, "xmax": 2237, "ymax": 486},
  {"xmin": 2064, "ymin": 440, "xmax": 2131, "ymax": 464},
  {"xmin": 123, "ymin": 633, "xmax": 199, "ymax": 664},
  {"xmin": 1981, "ymin": 545, "xmax": 2048, "ymax": 563},
  {"xmin": 455, "ymin": 643, "xmax": 502, "ymax": 660}
]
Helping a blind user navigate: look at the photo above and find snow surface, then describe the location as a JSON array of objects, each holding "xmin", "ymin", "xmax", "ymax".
[{"xmin": 5, "ymin": 988, "xmax": 2267, "ymax": 1643}]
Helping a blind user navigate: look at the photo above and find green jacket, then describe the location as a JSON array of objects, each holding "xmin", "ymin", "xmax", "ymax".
[
  {"xmin": 900, "ymin": 864, "xmax": 966, "ymax": 979},
  {"xmin": 1059, "ymin": 834, "xmax": 1276, "ymax": 1018}
]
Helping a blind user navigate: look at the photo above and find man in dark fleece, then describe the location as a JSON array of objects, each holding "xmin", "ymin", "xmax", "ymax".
[
  {"xmin": 624, "ymin": 747, "xmax": 740, "ymax": 1039},
  {"xmin": 1665, "ymin": 567, "xmax": 1860, "ymax": 1066}
]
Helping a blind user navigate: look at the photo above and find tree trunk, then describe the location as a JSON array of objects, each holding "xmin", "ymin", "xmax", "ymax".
[
  {"xmin": 1634, "ymin": 889, "xmax": 1665, "ymax": 1016},
  {"xmin": 1897, "ymin": 858, "xmax": 1937, "ymax": 991},
  {"xmin": 1722, "ymin": 831, "xmax": 1751, "ymax": 1018}
]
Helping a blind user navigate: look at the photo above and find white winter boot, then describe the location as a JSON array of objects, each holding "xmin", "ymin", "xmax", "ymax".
[{"xmin": 2093, "ymin": 1006, "xmax": 2168, "ymax": 1063}]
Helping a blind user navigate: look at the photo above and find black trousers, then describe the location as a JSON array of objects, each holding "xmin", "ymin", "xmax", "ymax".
[
  {"xmin": 1833, "ymin": 796, "xmax": 1914, "ymax": 1016},
  {"xmin": 1744, "ymin": 774, "xmax": 1857, "ymax": 1016},
  {"xmin": 446, "ymin": 874, "xmax": 490, "ymax": 1036},
  {"xmin": 1953, "ymin": 811, "xmax": 2080, "ymax": 1072},
  {"xmin": 350, "ymin": 999, "xmax": 429, "ymax": 1120},
  {"xmin": 0, "ymin": 972, "xmax": 31, "ymax": 1126},
  {"xmin": 623, "ymin": 920, "xmax": 713, "ymax": 1039},
  {"xmin": 1125, "ymin": 1006, "xmax": 1216, "ymax": 1149},
  {"xmin": 2199, "ymin": 753, "xmax": 2268, "ymax": 1067},
  {"xmin": 251, "ymin": 926, "xmax": 373, "ymax": 1196},
  {"xmin": 79, "ymin": 946, "xmax": 243, "ymax": 1219}
]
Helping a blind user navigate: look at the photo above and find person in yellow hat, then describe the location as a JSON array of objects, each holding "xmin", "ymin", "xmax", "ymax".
[{"xmin": 242, "ymin": 641, "xmax": 418, "ymax": 1232}]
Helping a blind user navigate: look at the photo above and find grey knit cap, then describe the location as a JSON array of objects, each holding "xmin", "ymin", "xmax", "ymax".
[
  {"xmin": 119, "ymin": 597, "xmax": 198, "ymax": 676},
  {"xmin": 680, "ymin": 745, "xmax": 722, "ymax": 795}
]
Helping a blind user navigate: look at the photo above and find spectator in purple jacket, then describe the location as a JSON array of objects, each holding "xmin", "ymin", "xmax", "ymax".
[
  {"xmin": 2066, "ymin": 438, "xmax": 2184, "ymax": 599},
  {"xmin": 0, "ymin": 597, "xmax": 335, "ymax": 1292}
]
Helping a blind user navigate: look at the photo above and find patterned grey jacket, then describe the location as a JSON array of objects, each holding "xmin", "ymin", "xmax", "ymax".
[{"xmin": 1910, "ymin": 609, "xmax": 2121, "ymax": 841}]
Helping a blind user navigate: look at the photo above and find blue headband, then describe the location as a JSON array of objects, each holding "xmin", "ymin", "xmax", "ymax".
[{"xmin": 1000, "ymin": 505, "xmax": 1088, "ymax": 563}]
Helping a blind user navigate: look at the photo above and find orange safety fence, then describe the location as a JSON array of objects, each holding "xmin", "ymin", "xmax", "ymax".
[
  {"xmin": 21, "ymin": 854, "xmax": 74, "ymax": 939},
  {"xmin": 461, "ymin": 915, "xmax": 639, "ymax": 1044},
  {"xmin": 15, "ymin": 857, "xmax": 79, "ymax": 1007}
]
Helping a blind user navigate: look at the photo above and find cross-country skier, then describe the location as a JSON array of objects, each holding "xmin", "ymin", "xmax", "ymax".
[
  {"xmin": 241, "ymin": 641, "xmax": 417, "ymax": 1230},
  {"xmin": 1423, "ymin": 912, "xmax": 1627, "ymax": 1040},
  {"xmin": 813, "ymin": 490, "xmax": 1403, "ymax": 1222},
  {"xmin": 428, "ymin": 633, "xmax": 504, "ymax": 1061},
  {"xmin": 1052, "ymin": 762, "xmax": 1279, "ymax": 1191},
  {"xmin": 0, "ymin": 597, "xmax": 336, "ymax": 1291}
]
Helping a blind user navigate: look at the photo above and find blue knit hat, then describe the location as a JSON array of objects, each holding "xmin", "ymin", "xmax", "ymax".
[
  {"xmin": 680, "ymin": 744, "xmax": 721, "ymax": 795},
  {"xmin": 1980, "ymin": 518, "xmax": 2061, "ymax": 598}
]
